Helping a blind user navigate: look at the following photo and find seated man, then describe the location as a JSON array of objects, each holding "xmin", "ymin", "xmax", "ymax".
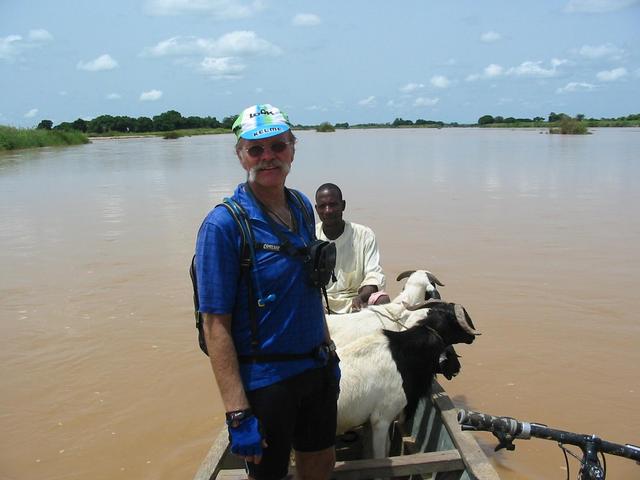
[{"xmin": 315, "ymin": 183, "xmax": 389, "ymax": 313}]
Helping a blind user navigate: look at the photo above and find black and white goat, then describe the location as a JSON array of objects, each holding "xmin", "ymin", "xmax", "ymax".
[{"xmin": 335, "ymin": 301, "xmax": 480, "ymax": 459}]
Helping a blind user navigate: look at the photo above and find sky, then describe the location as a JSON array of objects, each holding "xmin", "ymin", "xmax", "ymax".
[{"xmin": 1, "ymin": 0, "xmax": 639, "ymax": 127}]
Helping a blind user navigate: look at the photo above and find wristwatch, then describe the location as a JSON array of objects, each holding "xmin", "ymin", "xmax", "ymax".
[{"xmin": 225, "ymin": 408, "xmax": 252, "ymax": 428}]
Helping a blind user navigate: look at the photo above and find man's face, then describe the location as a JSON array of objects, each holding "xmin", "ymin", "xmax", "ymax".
[
  {"xmin": 315, "ymin": 189, "xmax": 345, "ymax": 226},
  {"xmin": 236, "ymin": 132, "xmax": 294, "ymax": 188}
]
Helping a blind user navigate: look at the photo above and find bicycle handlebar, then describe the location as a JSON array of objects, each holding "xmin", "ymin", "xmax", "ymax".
[{"xmin": 458, "ymin": 409, "xmax": 640, "ymax": 462}]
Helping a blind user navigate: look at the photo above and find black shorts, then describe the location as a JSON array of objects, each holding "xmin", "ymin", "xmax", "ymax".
[{"xmin": 245, "ymin": 365, "xmax": 338, "ymax": 480}]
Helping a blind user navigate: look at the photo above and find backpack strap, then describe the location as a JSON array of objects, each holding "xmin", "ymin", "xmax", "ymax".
[
  {"xmin": 219, "ymin": 198, "xmax": 264, "ymax": 350},
  {"xmin": 287, "ymin": 188, "xmax": 317, "ymax": 240},
  {"xmin": 190, "ymin": 255, "xmax": 209, "ymax": 355}
]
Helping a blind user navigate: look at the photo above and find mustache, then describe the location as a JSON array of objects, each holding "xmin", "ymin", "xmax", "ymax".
[{"xmin": 248, "ymin": 160, "xmax": 291, "ymax": 180}]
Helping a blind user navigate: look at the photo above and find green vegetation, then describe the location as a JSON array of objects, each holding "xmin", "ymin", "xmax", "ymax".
[
  {"xmin": 549, "ymin": 116, "xmax": 589, "ymax": 135},
  {"xmin": 316, "ymin": 122, "xmax": 335, "ymax": 133},
  {"xmin": 393, "ymin": 117, "xmax": 445, "ymax": 128},
  {"xmin": 163, "ymin": 131, "xmax": 183, "ymax": 139},
  {"xmin": 5, "ymin": 109, "xmax": 638, "ymax": 152},
  {"xmin": 477, "ymin": 112, "xmax": 639, "ymax": 130},
  {"xmin": 45, "ymin": 110, "xmax": 234, "ymax": 135},
  {"xmin": 0, "ymin": 125, "xmax": 89, "ymax": 151}
]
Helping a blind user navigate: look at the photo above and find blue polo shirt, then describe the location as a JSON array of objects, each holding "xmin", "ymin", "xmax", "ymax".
[{"xmin": 195, "ymin": 184, "xmax": 326, "ymax": 391}]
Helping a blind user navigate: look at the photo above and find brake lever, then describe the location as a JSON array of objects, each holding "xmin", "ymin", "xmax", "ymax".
[{"xmin": 492, "ymin": 431, "xmax": 517, "ymax": 452}]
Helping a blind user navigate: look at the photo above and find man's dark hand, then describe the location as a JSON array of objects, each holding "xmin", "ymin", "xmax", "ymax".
[{"xmin": 351, "ymin": 285, "xmax": 378, "ymax": 311}]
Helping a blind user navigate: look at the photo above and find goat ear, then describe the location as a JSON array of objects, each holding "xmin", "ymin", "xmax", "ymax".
[{"xmin": 396, "ymin": 270, "xmax": 415, "ymax": 281}]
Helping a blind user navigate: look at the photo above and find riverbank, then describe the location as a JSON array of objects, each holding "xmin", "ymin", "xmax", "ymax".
[
  {"xmin": 0, "ymin": 126, "xmax": 89, "ymax": 152},
  {"xmin": 88, "ymin": 127, "xmax": 229, "ymax": 140}
]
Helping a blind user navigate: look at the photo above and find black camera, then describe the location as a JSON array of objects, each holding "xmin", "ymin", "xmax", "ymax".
[{"xmin": 303, "ymin": 240, "xmax": 336, "ymax": 288}]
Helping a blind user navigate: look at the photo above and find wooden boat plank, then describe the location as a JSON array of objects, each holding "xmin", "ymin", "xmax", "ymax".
[
  {"xmin": 429, "ymin": 383, "xmax": 500, "ymax": 480},
  {"xmin": 331, "ymin": 449, "xmax": 464, "ymax": 479},
  {"xmin": 193, "ymin": 428, "xmax": 232, "ymax": 480}
]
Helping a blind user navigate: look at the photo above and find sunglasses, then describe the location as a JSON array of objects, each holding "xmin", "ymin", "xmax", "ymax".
[{"xmin": 243, "ymin": 140, "xmax": 292, "ymax": 158}]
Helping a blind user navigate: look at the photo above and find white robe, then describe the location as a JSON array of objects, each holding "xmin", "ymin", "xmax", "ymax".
[{"xmin": 316, "ymin": 221, "xmax": 386, "ymax": 314}]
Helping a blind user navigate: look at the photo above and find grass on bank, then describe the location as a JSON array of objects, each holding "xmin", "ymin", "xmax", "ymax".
[
  {"xmin": 0, "ymin": 126, "xmax": 90, "ymax": 151},
  {"xmin": 89, "ymin": 127, "xmax": 230, "ymax": 139}
]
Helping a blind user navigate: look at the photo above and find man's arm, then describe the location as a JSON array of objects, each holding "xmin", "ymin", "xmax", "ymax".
[
  {"xmin": 203, "ymin": 313, "xmax": 263, "ymax": 464},
  {"xmin": 202, "ymin": 313, "xmax": 249, "ymax": 412},
  {"xmin": 351, "ymin": 229, "xmax": 386, "ymax": 310}
]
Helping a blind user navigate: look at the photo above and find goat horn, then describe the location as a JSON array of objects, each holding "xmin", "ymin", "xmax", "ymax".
[
  {"xmin": 426, "ymin": 271, "xmax": 445, "ymax": 287},
  {"xmin": 396, "ymin": 270, "xmax": 415, "ymax": 281},
  {"xmin": 454, "ymin": 304, "xmax": 481, "ymax": 336}
]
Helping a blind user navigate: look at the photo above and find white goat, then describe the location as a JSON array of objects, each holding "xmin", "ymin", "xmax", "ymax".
[
  {"xmin": 327, "ymin": 269, "xmax": 444, "ymax": 349},
  {"xmin": 335, "ymin": 302, "xmax": 480, "ymax": 459}
]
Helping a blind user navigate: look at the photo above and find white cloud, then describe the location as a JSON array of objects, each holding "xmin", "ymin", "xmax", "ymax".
[
  {"xmin": 144, "ymin": 31, "xmax": 281, "ymax": 57},
  {"xmin": 386, "ymin": 99, "xmax": 405, "ymax": 108},
  {"xmin": 1, "ymin": 30, "xmax": 52, "ymax": 61},
  {"xmin": 507, "ymin": 60, "xmax": 559, "ymax": 77},
  {"xmin": 140, "ymin": 89, "xmax": 163, "ymax": 101},
  {"xmin": 556, "ymin": 82, "xmax": 596, "ymax": 94},
  {"xmin": 596, "ymin": 67, "xmax": 627, "ymax": 81},
  {"xmin": 551, "ymin": 58, "xmax": 568, "ymax": 67},
  {"xmin": 24, "ymin": 108, "xmax": 38, "ymax": 118},
  {"xmin": 414, "ymin": 97, "xmax": 439, "ymax": 107},
  {"xmin": 28, "ymin": 29, "xmax": 53, "ymax": 41},
  {"xmin": 215, "ymin": 31, "xmax": 282, "ymax": 56},
  {"xmin": 358, "ymin": 96, "xmax": 376, "ymax": 107},
  {"xmin": 305, "ymin": 105, "xmax": 327, "ymax": 111},
  {"xmin": 468, "ymin": 59, "xmax": 565, "ymax": 81},
  {"xmin": 430, "ymin": 75, "xmax": 450, "ymax": 88},
  {"xmin": 199, "ymin": 56, "xmax": 246, "ymax": 78},
  {"xmin": 578, "ymin": 43, "xmax": 625, "ymax": 60},
  {"xmin": 144, "ymin": 0, "xmax": 263, "ymax": 19},
  {"xmin": 106, "ymin": 93, "xmax": 122, "ymax": 100},
  {"xmin": 0, "ymin": 35, "xmax": 22, "ymax": 60},
  {"xmin": 565, "ymin": 0, "xmax": 639, "ymax": 13},
  {"xmin": 484, "ymin": 64, "xmax": 504, "ymax": 77},
  {"xmin": 77, "ymin": 54, "xmax": 118, "ymax": 71},
  {"xmin": 400, "ymin": 82, "xmax": 424, "ymax": 93},
  {"xmin": 292, "ymin": 13, "xmax": 321, "ymax": 26},
  {"xmin": 481, "ymin": 31, "xmax": 502, "ymax": 43}
]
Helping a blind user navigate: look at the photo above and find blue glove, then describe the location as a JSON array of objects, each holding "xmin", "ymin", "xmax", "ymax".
[{"xmin": 228, "ymin": 415, "xmax": 263, "ymax": 457}]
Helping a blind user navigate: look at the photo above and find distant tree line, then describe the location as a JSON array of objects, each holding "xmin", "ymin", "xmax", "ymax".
[
  {"xmin": 478, "ymin": 112, "xmax": 640, "ymax": 125},
  {"xmin": 392, "ymin": 118, "xmax": 446, "ymax": 127},
  {"xmin": 33, "ymin": 110, "xmax": 640, "ymax": 134},
  {"xmin": 36, "ymin": 110, "xmax": 237, "ymax": 134}
]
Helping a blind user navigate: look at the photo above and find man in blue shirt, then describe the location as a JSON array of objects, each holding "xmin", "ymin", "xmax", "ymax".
[{"xmin": 195, "ymin": 104, "xmax": 339, "ymax": 480}]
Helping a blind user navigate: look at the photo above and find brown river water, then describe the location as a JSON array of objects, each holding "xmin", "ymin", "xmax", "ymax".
[{"xmin": 1, "ymin": 128, "xmax": 639, "ymax": 479}]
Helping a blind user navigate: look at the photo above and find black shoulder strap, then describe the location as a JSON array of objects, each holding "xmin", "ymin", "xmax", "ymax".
[
  {"xmin": 191, "ymin": 199, "xmax": 259, "ymax": 356},
  {"xmin": 190, "ymin": 255, "xmax": 209, "ymax": 355},
  {"xmin": 287, "ymin": 188, "xmax": 316, "ymax": 240},
  {"xmin": 218, "ymin": 199, "xmax": 260, "ymax": 350}
]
